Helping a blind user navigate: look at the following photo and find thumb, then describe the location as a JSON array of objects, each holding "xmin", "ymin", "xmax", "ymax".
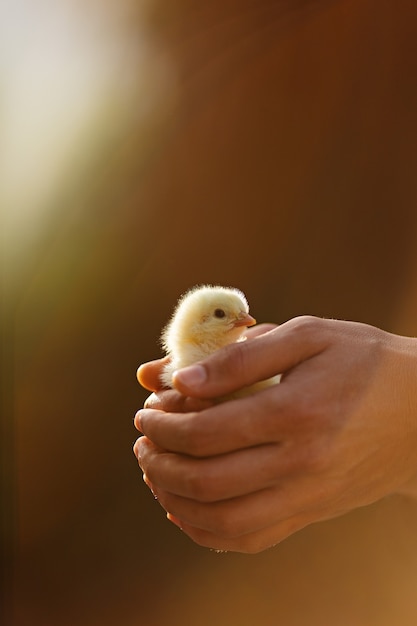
[
  {"xmin": 137, "ymin": 356, "xmax": 170, "ymax": 392},
  {"xmin": 172, "ymin": 316, "xmax": 327, "ymax": 398}
]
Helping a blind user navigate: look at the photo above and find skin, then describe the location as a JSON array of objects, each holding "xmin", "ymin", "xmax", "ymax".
[{"xmin": 133, "ymin": 316, "xmax": 417, "ymax": 554}]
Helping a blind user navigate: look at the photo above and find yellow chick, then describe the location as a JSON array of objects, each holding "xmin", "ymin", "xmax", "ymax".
[{"xmin": 160, "ymin": 284, "xmax": 279, "ymax": 397}]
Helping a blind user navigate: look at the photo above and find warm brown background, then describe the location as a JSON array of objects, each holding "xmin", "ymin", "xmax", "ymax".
[{"xmin": 4, "ymin": 1, "xmax": 417, "ymax": 624}]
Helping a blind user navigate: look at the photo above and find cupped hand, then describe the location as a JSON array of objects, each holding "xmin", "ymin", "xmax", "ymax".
[
  {"xmin": 137, "ymin": 323, "xmax": 277, "ymax": 412},
  {"xmin": 134, "ymin": 316, "xmax": 417, "ymax": 553}
]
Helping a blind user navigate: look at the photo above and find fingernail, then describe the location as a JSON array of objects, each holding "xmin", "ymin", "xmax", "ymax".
[{"xmin": 173, "ymin": 364, "xmax": 207, "ymax": 389}]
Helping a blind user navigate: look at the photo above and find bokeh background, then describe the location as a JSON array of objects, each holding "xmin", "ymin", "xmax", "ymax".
[{"xmin": 2, "ymin": 0, "xmax": 417, "ymax": 624}]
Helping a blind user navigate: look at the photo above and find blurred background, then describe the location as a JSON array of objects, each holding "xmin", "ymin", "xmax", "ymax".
[{"xmin": 2, "ymin": 0, "xmax": 417, "ymax": 624}]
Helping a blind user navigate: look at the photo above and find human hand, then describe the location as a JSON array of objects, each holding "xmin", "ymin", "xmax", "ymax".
[
  {"xmin": 137, "ymin": 323, "xmax": 277, "ymax": 412},
  {"xmin": 134, "ymin": 316, "xmax": 417, "ymax": 553}
]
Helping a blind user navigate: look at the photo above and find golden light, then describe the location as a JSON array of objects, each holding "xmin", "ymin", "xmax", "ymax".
[{"xmin": 0, "ymin": 0, "xmax": 172, "ymax": 290}]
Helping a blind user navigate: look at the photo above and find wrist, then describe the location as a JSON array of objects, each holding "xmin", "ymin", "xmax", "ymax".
[{"xmin": 393, "ymin": 335, "xmax": 417, "ymax": 499}]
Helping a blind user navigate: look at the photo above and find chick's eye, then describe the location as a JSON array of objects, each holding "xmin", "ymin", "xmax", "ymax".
[{"xmin": 214, "ymin": 308, "xmax": 226, "ymax": 319}]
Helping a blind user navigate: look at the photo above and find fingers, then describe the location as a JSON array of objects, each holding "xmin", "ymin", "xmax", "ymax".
[
  {"xmin": 135, "ymin": 438, "xmax": 333, "ymax": 552},
  {"xmin": 144, "ymin": 390, "xmax": 214, "ymax": 413},
  {"xmin": 134, "ymin": 438, "xmax": 340, "ymax": 553},
  {"xmin": 133, "ymin": 437, "xmax": 313, "ymax": 552},
  {"xmin": 153, "ymin": 481, "xmax": 320, "ymax": 540},
  {"xmin": 167, "ymin": 480, "xmax": 347, "ymax": 553},
  {"xmin": 136, "ymin": 325, "xmax": 277, "ymax": 393},
  {"xmin": 134, "ymin": 435, "xmax": 301, "ymax": 501},
  {"xmin": 134, "ymin": 382, "xmax": 300, "ymax": 456},
  {"xmin": 137, "ymin": 357, "xmax": 169, "ymax": 392},
  {"xmin": 242, "ymin": 322, "xmax": 278, "ymax": 339},
  {"xmin": 172, "ymin": 316, "xmax": 329, "ymax": 399}
]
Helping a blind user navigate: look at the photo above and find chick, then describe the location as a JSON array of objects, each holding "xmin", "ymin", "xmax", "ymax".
[{"xmin": 160, "ymin": 284, "xmax": 279, "ymax": 397}]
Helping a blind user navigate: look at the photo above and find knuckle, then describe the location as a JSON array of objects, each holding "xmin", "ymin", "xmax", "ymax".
[
  {"xmin": 188, "ymin": 474, "xmax": 207, "ymax": 500},
  {"xmin": 292, "ymin": 392, "xmax": 330, "ymax": 429},
  {"xmin": 221, "ymin": 340, "xmax": 253, "ymax": 386},
  {"xmin": 145, "ymin": 391, "xmax": 210, "ymax": 414},
  {"xmin": 184, "ymin": 468, "xmax": 216, "ymax": 502},
  {"xmin": 159, "ymin": 390, "xmax": 183, "ymax": 412},
  {"xmin": 298, "ymin": 441, "xmax": 329, "ymax": 474},
  {"xmin": 177, "ymin": 419, "xmax": 206, "ymax": 455},
  {"xmin": 158, "ymin": 390, "xmax": 189, "ymax": 413},
  {"xmin": 290, "ymin": 315, "xmax": 324, "ymax": 337},
  {"xmin": 183, "ymin": 396, "xmax": 214, "ymax": 412}
]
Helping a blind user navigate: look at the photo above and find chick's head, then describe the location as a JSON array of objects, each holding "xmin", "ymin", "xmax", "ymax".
[{"xmin": 161, "ymin": 285, "xmax": 256, "ymax": 360}]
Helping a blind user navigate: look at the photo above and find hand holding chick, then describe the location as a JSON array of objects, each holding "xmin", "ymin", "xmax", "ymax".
[
  {"xmin": 159, "ymin": 285, "xmax": 279, "ymax": 398},
  {"xmin": 135, "ymin": 317, "xmax": 417, "ymax": 553}
]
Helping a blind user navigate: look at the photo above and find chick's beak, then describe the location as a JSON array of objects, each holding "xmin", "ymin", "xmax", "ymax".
[{"xmin": 233, "ymin": 313, "xmax": 257, "ymax": 328}]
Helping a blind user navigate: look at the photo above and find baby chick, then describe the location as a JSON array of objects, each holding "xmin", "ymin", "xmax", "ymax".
[{"xmin": 160, "ymin": 284, "xmax": 279, "ymax": 397}]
